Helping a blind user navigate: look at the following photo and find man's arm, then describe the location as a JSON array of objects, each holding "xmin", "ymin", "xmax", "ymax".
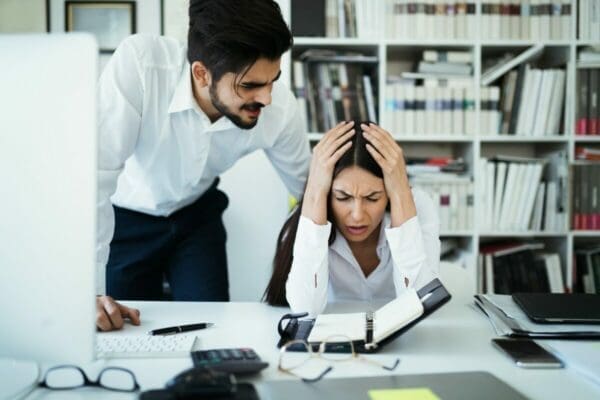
[
  {"xmin": 96, "ymin": 37, "xmax": 144, "ymax": 295},
  {"xmin": 263, "ymin": 87, "xmax": 311, "ymax": 199}
]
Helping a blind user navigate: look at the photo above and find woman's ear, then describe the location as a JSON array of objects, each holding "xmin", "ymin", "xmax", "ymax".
[{"xmin": 191, "ymin": 61, "xmax": 211, "ymax": 88}]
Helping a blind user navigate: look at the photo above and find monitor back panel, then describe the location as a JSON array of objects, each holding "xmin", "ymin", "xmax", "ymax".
[{"xmin": 0, "ymin": 34, "xmax": 98, "ymax": 363}]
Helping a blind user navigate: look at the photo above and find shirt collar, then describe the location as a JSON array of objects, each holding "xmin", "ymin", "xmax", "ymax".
[
  {"xmin": 168, "ymin": 63, "xmax": 197, "ymax": 114},
  {"xmin": 167, "ymin": 63, "xmax": 237, "ymax": 132}
]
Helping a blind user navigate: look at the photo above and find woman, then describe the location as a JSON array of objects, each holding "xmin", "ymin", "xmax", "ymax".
[{"xmin": 264, "ymin": 121, "xmax": 440, "ymax": 316}]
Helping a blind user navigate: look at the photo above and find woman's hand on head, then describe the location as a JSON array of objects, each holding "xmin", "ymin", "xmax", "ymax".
[
  {"xmin": 361, "ymin": 123, "xmax": 408, "ymax": 195},
  {"xmin": 361, "ymin": 123, "xmax": 417, "ymax": 226},
  {"xmin": 306, "ymin": 121, "xmax": 355, "ymax": 195},
  {"xmin": 301, "ymin": 121, "xmax": 355, "ymax": 224}
]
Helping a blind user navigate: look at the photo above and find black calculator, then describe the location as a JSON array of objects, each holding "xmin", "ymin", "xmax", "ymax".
[{"xmin": 191, "ymin": 348, "xmax": 269, "ymax": 374}]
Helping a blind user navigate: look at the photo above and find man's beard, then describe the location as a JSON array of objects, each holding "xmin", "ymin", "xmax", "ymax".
[{"xmin": 209, "ymin": 83, "xmax": 263, "ymax": 130}]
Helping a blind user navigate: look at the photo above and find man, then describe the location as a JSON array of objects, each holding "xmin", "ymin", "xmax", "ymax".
[{"xmin": 95, "ymin": 0, "xmax": 310, "ymax": 331}]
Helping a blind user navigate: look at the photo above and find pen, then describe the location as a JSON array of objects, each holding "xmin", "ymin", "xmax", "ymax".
[{"xmin": 148, "ymin": 323, "xmax": 214, "ymax": 336}]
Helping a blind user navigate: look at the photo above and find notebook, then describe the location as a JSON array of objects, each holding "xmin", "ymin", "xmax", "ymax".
[
  {"xmin": 256, "ymin": 371, "xmax": 528, "ymax": 400},
  {"xmin": 277, "ymin": 279, "xmax": 451, "ymax": 353},
  {"xmin": 512, "ymin": 293, "xmax": 600, "ymax": 324}
]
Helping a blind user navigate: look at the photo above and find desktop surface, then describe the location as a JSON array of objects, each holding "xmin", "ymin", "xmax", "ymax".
[{"xmin": 22, "ymin": 299, "xmax": 600, "ymax": 400}]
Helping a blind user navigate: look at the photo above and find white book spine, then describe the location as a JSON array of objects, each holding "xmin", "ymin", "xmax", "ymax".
[
  {"xmin": 405, "ymin": 85, "xmax": 416, "ymax": 134},
  {"xmin": 425, "ymin": 87, "xmax": 436, "ymax": 134},
  {"xmin": 441, "ymin": 87, "xmax": 453, "ymax": 135},
  {"xmin": 452, "ymin": 87, "xmax": 464, "ymax": 135},
  {"xmin": 396, "ymin": 84, "xmax": 406, "ymax": 135},
  {"xmin": 510, "ymin": 0, "xmax": 521, "ymax": 39},
  {"xmin": 539, "ymin": 0, "xmax": 552, "ymax": 39},
  {"xmin": 416, "ymin": 0, "xmax": 427, "ymax": 39},
  {"xmin": 486, "ymin": 160, "xmax": 496, "ymax": 230},
  {"xmin": 507, "ymin": 163, "xmax": 528, "ymax": 230},
  {"xmin": 530, "ymin": 0, "xmax": 541, "ymax": 40},
  {"xmin": 415, "ymin": 86, "xmax": 426, "ymax": 134},
  {"xmin": 385, "ymin": 84, "xmax": 396, "ymax": 133},
  {"xmin": 560, "ymin": 0, "xmax": 570, "ymax": 40},
  {"xmin": 521, "ymin": 0, "xmax": 531, "ymax": 39},
  {"xmin": 498, "ymin": 162, "xmax": 518, "ymax": 230},
  {"xmin": 493, "ymin": 161, "xmax": 508, "ymax": 227},
  {"xmin": 465, "ymin": 86, "xmax": 476, "ymax": 135},
  {"xmin": 520, "ymin": 162, "xmax": 544, "ymax": 230},
  {"xmin": 480, "ymin": 86, "xmax": 490, "ymax": 136},
  {"xmin": 489, "ymin": 86, "xmax": 501, "ymax": 135},
  {"xmin": 544, "ymin": 180, "xmax": 557, "ymax": 231},
  {"xmin": 456, "ymin": 1, "xmax": 467, "ymax": 38},
  {"xmin": 530, "ymin": 182, "xmax": 546, "ymax": 230},
  {"xmin": 450, "ymin": 183, "xmax": 459, "ymax": 230},
  {"xmin": 478, "ymin": 158, "xmax": 489, "ymax": 230}
]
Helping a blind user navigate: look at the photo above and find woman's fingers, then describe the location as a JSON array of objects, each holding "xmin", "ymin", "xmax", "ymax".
[{"xmin": 316, "ymin": 121, "xmax": 355, "ymax": 160}]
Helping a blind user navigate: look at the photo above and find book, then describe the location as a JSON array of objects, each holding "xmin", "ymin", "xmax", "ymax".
[
  {"xmin": 481, "ymin": 44, "xmax": 544, "ymax": 86},
  {"xmin": 291, "ymin": 0, "xmax": 325, "ymax": 37},
  {"xmin": 276, "ymin": 279, "xmax": 451, "ymax": 353}
]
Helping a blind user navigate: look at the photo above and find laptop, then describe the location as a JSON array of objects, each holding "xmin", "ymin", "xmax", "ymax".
[
  {"xmin": 513, "ymin": 293, "xmax": 600, "ymax": 324},
  {"xmin": 256, "ymin": 371, "xmax": 528, "ymax": 400}
]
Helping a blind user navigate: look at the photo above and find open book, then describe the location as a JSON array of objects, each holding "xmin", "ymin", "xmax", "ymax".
[{"xmin": 277, "ymin": 279, "xmax": 451, "ymax": 353}]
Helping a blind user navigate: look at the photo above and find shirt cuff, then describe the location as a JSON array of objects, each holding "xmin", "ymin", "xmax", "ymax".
[
  {"xmin": 385, "ymin": 216, "xmax": 427, "ymax": 281},
  {"xmin": 292, "ymin": 215, "xmax": 331, "ymax": 272}
]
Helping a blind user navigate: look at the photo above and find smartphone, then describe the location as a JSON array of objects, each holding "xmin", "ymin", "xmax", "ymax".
[{"xmin": 491, "ymin": 338, "xmax": 563, "ymax": 368}]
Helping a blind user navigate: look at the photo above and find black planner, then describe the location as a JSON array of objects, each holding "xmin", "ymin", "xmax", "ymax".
[{"xmin": 276, "ymin": 278, "xmax": 451, "ymax": 353}]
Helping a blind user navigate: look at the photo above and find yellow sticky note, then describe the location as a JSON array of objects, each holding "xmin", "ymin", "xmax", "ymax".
[{"xmin": 368, "ymin": 387, "xmax": 441, "ymax": 400}]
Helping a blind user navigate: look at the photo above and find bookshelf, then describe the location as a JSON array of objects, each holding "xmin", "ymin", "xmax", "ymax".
[{"xmin": 283, "ymin": 0, "xmax": 600, "ymax": 295}]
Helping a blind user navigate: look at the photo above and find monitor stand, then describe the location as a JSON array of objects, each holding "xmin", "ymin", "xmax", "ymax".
[{"xmin": 0, "ymin": 359, "xmax": 39, "ymax": 398}]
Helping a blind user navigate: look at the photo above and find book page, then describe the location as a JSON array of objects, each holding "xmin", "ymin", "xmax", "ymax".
[
  {"xmin": 307, "ymin": 312, "xmax": 365, "ymax": 343},
  {"xmin": 374, "ymin": 289, "xmax": 424, "ymax": 342}
]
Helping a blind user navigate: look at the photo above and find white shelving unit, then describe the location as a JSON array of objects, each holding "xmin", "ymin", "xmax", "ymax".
[{"xmin": 282, "ymin": 0, "xmax": 600, "ymax": 294}]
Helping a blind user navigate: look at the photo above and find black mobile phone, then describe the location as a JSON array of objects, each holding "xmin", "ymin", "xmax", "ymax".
[{"xmin": 491, "ymin": 338, "xmax": 563, "ymax": 369}]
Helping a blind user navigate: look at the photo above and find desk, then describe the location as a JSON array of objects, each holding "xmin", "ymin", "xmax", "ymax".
[{"xmin": 25, "ymin": 298, "xmax": 600, "ymax": 399}]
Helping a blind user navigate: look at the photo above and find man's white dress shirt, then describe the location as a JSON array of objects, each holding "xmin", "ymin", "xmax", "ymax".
[
  {"xmin": 286, "ymin": 188, "xmax": 440, "ymax": 317},
  {"xmin": 96, "ymin": 34, "xmax": 310, "ymax": 293}
]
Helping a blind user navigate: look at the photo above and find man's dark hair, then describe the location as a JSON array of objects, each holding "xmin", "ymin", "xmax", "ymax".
[{"xmin": 187, "ymin": 0, "xmax": 293, "ymax": 83}]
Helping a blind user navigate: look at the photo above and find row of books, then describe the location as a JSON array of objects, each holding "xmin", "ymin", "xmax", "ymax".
[
  {"xmin": 385, "ymin": 83, "xmax": 476, "ymax": 136},
  {"xmin": 571, "ymin": 163, "xmax": 600, "ymax": 230},
  {"xmin": 478, "ymin": 242, "xmax": 565, "ymax": 294},
  {"xmin": 576, "ymin": 68, "xmax": 600, "ymax": 136},
  {"xmin": 491, "ymin": 64, "xmax": 565, "ymax": 136},
  {"xmin": 478, "ymin": 151, "xmax": 568, "ymax": 232},
  {"xmin": 384, "ymin": 0, "xmax": 571, "ymax": 40},
  {"xmin": 291, "ymin": 0, "xmax": 382, "ymax": 38},
  {"xmin": 578, "ymin": 0, "xmax": 600, "ymax": 40},
  {"xmin": 480, "ymin": 0, "xmax": 571, "ymax": 40},
  {"xmin": 575, "ymin": 145, "xmax": 600, "ymax": 161},
  {"xmin": 410, "ymin": 176, "xmax": 474, "ymax": 231},
  {"xmin": 385, "ymin": 0, "xmax": 476, "ymax": 39},
  {"xmin": 574, "ymin": 245, "xmax": 600, "ymax": 294},
  {"xmin": 292, "ymin": 51, "xmax": 378, "ymax": 133}
]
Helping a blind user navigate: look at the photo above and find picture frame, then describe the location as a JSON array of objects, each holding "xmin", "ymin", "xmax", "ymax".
[
  {"xmin": 160, "ymin": 0, "xmax": 188, "ymax": 43},
  {"xmin": 65, "ymin": 1, "xmax": 136, "ymax": 53},
  {"xmin": 0, "ymin": 0, "xmax": 49, "ymax": 33}
]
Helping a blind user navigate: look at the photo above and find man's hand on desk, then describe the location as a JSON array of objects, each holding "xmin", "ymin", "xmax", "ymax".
[{"xmin": 96, "ymin": 295, "xmax": 141, "ymax": 331}]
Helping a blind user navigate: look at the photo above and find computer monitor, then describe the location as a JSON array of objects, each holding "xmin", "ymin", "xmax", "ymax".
[{"xmin": 0, "ymin": 34, "xmax": 98, "ymax": 369}]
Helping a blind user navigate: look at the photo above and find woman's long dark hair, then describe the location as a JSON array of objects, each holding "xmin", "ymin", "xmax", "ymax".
[{"xmin": 263, "ymin": 121, "xmax": 383, "ymax": 306}]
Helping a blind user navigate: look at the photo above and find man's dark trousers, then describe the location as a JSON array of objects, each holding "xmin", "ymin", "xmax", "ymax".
[{"xmin": 106, "ymin": 180, "xmax": 229, "ymax": 301}]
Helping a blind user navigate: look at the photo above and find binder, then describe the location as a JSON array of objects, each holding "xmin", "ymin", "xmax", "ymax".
[
  {"xmin": 276, "ymin": 279, "xmax": 451, "ymax": 353},
  {"xmin": 474, "ymin": 294, "xmax": 600, "ymax": 339}
]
